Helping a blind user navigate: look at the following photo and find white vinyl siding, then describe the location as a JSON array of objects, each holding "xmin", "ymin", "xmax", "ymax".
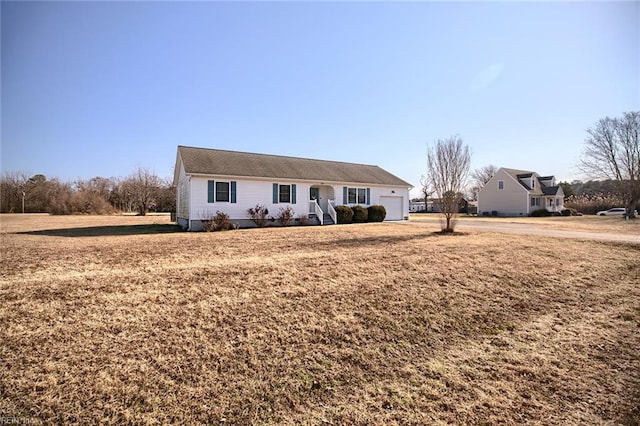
[
  {"xmin": 478, "ymin": 169, "xmax": 530, "ymax": 216},
  {"xmin": 192, "ymin": 179, "xmax": 304, "ymax": 223},
  {"xmin": 185, "ymin": 175, "xmax": 410, "ymax": 228},
  {"xmin": 176, "ymin": 162, "xmax": 190, "ymax": 219}
]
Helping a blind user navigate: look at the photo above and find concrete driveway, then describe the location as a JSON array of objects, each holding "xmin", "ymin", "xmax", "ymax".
[{"xmin": 403, "ymin": 216, "xmax": 640, "ymax": 244}]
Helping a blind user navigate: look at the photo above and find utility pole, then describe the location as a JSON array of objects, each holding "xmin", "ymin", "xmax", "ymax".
[{"xmin": 22, "ymin": 191, "xmax": 25, "ymax": 214}]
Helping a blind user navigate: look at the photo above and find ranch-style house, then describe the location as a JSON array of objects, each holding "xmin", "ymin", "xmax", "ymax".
[
  {"xmin": 174, "ymin": 146, "xmax": 413, "ymax": 231},
  {"xmin": 477, "ymin": 167, "xmax": 564, "ymax": 217}
]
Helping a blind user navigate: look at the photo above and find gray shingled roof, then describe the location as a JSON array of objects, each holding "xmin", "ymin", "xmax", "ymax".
[
  {"xmin": 502, "ymin": 167, "xmax": 560, "ymax": 196},
  {"xmin": 542, "ymin": 186, "xmax": 561, "ymax": 196},
  {"xmin": 176, "ymin": 146, "xmax": 412, "ymax": 187}
]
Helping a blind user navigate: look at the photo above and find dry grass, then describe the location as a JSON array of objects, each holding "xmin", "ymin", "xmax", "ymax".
[
  {"xmin": 1, "ymin": 214, "xmax": 639, "ymax": 425},
  {"xmin": 410, "ymin": 212, "xmax": 640, "ymax": 235}
]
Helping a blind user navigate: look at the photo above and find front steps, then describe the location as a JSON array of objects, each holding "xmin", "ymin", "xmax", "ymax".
[{"xmin": 309, "ymin": 213, "xmax": 335, "ymax": 225}]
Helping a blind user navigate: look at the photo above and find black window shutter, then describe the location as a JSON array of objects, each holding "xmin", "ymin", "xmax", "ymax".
[
  {"xmin": 231, "ymin": 181, "xmax": 237, "ymax": 204},
  {"xmin": 208, "ymin": 180, "xmax": 215, "ymax": 203}
]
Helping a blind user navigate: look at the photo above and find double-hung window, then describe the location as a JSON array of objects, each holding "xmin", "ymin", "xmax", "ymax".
[
  {"xmin": 348, "ymin": 188, "xmax": 357, "ymax": 204},
  {"xmin": 498, "ymin": 180, "xmax": 504, "ymax": 190},
  {"xmin": 344, "ymin": 187, "xmax": 370, "ymax": 205},
  {"xmin": 531, "ymin": 197, "xmax": 539, "ymax": 207},
  {"xmin": 272, "ymin": 183, "xmax": 297, "ymax": 204},
  {"xmin": 216, "ymin": 182, "xmax": 230, "ymax": 202},
  {"xmin": 357, "ymin": 189, "xmax": 366, "ymax": 204},
  {"xmin": 207, "ymin": 180, "xmax": 236, "ymax": 203},
  {"xmin": 279, "ymin": 185, "xmax": 291, "ymax": 203}
]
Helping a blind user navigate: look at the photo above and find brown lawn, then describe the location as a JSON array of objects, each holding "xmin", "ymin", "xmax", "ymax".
[
  {"xmin": 1, "ymin": 214, "xmax": 639, "ymax": 425},
  {"xmin": 410, "ymin": 212, "xmax": 640, "ymax": 235}
]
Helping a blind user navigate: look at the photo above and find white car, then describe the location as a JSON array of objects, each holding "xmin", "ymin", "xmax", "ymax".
[{"xmin": 597, "ymin": 208, "xmax": 636, "ymax": 216}]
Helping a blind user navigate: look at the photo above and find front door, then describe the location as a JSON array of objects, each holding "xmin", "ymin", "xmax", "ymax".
[
  {"xmin": 310, "ymin": 187, "xmax": 319, "ymax": 202},
  {"xmin": 310, "ymin": 187, "xmax": 320, "ymax": 212}
]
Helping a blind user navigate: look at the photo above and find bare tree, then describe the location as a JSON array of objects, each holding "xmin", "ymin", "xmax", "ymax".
[
  {"xmin": 426, "ymin": 135, "xmax": 471, "ymax": 232},
  {"xmin": 469, "ymin": 164, "xmax": 498, "ymax": 200},
  {"xmin": 127, "ymin": 167, "xmax": 163, "ymax": 215},
  {"xmin": 580, "ymin": 111, "xmax": 640, "ymax": 218},
  {"xmin": 0, "ymin": 171, "xmax": 28, "ymax": 213},
  {"xmin": 419, "ymin": 174, "xmax": 433, "ymax": 212}
]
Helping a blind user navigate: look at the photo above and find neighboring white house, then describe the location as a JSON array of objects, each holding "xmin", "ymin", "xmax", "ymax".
[
  {"xmin": 409, "ymin": 201, "xmax": 426, "ymax": 213},
  {"xmin": 409, "ymin": 198, "xmax": 473, "ymax": 214},
  {"xmin": 174, "ymin": 146, "xmax": 413, "ymax": 230},
  {"xmin": 477, "ymin": 167, "xmax": 564, "ymax": 217}
]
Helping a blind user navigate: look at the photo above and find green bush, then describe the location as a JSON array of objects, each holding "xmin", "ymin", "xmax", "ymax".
[
  {"xmin": 335, "ymin": 205, "xmax": 354, "ymax": 224},
  {"xmin": 367, "ymin": 205, "xmax": 386, "ymax": 222},
  {"xmin": 351, "ymin": 205, "xmax": 368, "ymax": 223},
  {"xmin": 530, "ymin": 208, "xmax": 552, "ymax": 217}
]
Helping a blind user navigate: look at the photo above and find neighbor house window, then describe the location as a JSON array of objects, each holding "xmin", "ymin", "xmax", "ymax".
[
  {"xmin": 498, "ymin": 181, "xmax": 504, "ymax": 190},
  {"xmin": 344, "ymin": 187, "xmax": 370, "ymax": 204},
  {"xmin": 556, "ymin": 198, "xmax": 561, "ymax": 206},
  {"xmin": 531, "ymin": 197, "xmax": 539, "ymax": 207}
]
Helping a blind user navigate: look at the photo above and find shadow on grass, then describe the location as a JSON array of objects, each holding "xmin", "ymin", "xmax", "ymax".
[
  {"xmin": 16, "ymin": 224, "xmax": 184, "ymax": 237},
  {"xmin": 313, "ymin": 230, "xmax": 469, "ymax": 250}
]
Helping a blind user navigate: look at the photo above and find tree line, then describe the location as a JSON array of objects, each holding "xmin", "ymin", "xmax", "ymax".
[{"xmin": 0, "ymin": 167, "xmax": 175, "ymax": 215}]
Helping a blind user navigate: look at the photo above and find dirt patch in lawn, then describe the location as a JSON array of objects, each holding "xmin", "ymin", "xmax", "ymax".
[{"xmin": 1, "ymin": 216, "xmax": 639, "ymax": 424}]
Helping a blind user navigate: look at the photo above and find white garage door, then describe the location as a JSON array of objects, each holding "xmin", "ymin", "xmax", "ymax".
[{"xmin": 380, "ymin": 196, "xmax": 403, "ymax": 221}]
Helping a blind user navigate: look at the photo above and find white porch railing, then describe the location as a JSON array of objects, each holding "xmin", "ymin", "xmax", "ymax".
[
  {"xmin": 310, "ymin": 199, "xmax": 324, "ymax": 225},
  {"xmin": 327, "ymin": 199, "xmax": 337, "ymax": 225}
]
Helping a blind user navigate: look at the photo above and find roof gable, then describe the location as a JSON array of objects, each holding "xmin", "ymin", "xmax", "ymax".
[
  {"xmin": 499, "ymin": 167, "xmax": 559, "ymax": 195},
  {"xmin": 176, "ymin": 146, "xmax": 412, "ymax": 187}
]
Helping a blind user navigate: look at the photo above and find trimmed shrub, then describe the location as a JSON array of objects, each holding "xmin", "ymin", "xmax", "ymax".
[
  {"xmin": 351, "ymin": 205, "xmax": 368, "ymax": 223},
  {"xmin": 248, "ymin": 204, "xmax": 269, "ymax": 227},
  {"xmin": 277, "ymin": 206, "xmax": 295, "ymax": 227},
  {"xmin": 203, "ymin": 211, "xmax": 232, "ymax": 231},
  {"xmin": 297, "ymin": 214, "xmax": 310, "ymax": 225},
  {"xmin": 367, "ymin": 205, "xmax": 386, "ymax": 222},
  {"xmin": 335, "ymin": 205, "xmax": 354, "ymax": 224},
  {"xmin": 530, "ymin": 208, "xmax": 552, "ymax": 217}
]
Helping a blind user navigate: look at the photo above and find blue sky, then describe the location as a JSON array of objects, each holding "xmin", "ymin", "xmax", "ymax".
[{"xmin": 2, "ymin": 1, "xmax": 638, "ymax": 197}]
